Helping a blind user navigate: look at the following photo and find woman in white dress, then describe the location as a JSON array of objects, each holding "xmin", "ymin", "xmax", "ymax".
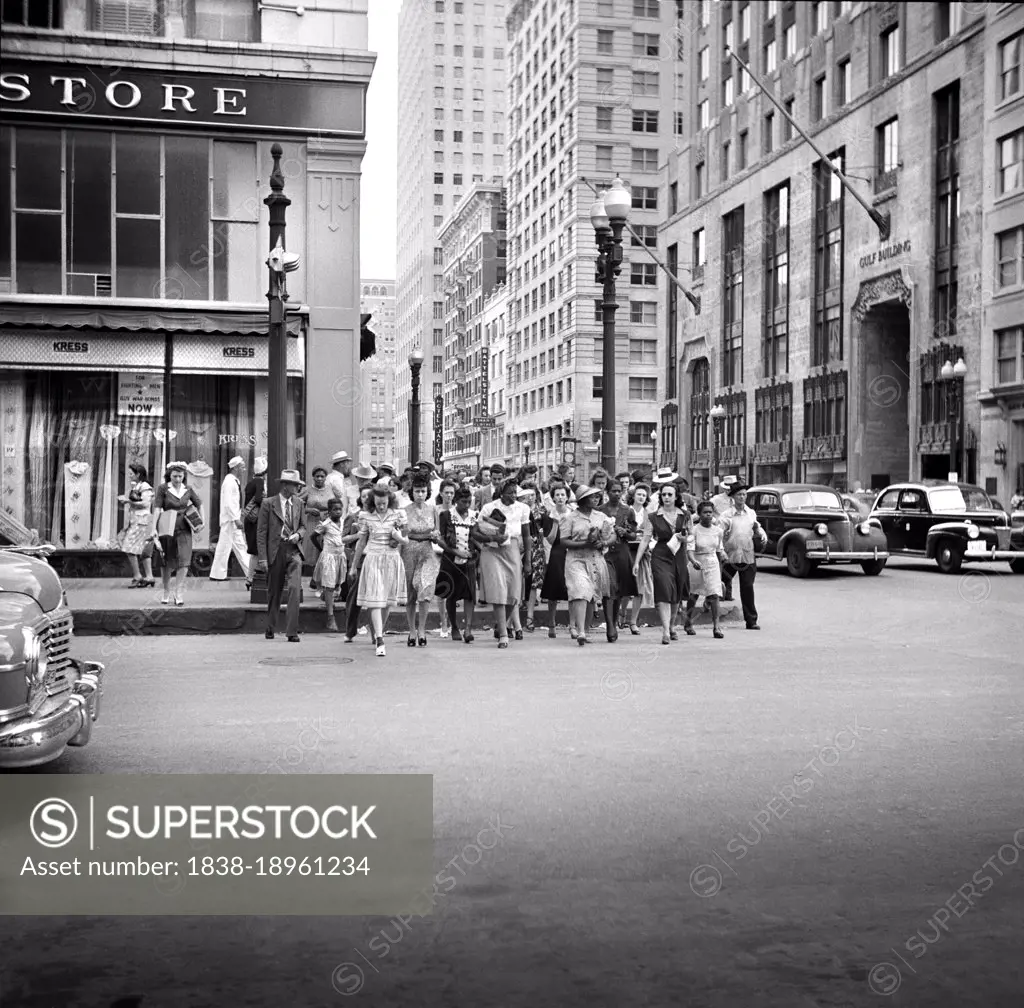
[
  {"xmin": 559, "ymin": 485, "xmax": 615, "ymax": 646},
  {"xmin": 312, "ymin": 497, "xmax": 348, "ymax": 632},
  {"xmin": 352, "ymin": 482, "xmax": 410, "ymax": 657},
  {"xmin": 119, "ymin": 463, "xmax": 155, "ymax": 587},
  {"xmin": 685, "ymin": 500, "xmax": 729, "ymax": 639}
]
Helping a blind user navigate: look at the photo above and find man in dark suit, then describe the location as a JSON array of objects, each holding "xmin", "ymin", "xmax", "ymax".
[{"xmin": 257, "ymin": 469, "xmax": 307, "ymax": 642}]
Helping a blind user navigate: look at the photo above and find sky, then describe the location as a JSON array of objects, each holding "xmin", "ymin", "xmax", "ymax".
[{"xmin": 360, "ymin": 0, "xmax": 399, "ymax": 281}]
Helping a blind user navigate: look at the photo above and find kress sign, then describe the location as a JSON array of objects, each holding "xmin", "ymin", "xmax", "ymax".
[{"xmin": 0, "ymin": 61, "xmax": 365, "ymax": 137}]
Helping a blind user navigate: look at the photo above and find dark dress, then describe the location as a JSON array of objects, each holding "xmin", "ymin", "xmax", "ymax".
[
  {"xmin": 602, "ymin": 503, "xmax": 639, "ymax": 598},
  {"xmin": 539, "ymin": 510, "xmax": 569, "ymax": 601},
  {"xmin": 435, "ymin": 508, "xmax": 478, "ymax": 603},
  {"xmin": 243, "ymin": 476, "xmax": 266, "ymax": 556},
  {"xmin": 649, "ymin": 509, "xmax": 691, "ymax": 605},
  {"xmin": 154, "ymin": 483, "xmax": 202, "ymax": 568}
]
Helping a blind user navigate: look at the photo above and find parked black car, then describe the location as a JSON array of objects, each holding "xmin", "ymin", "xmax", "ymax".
[
  {"xmin": 747, "ymin": 483, "xmax": 889, "ymax": 578},
  {"xmin": 868, "ymin": 481, "xmax": 1024, "ymax": 574}
]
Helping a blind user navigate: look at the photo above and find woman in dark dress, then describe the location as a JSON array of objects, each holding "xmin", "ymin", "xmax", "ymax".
[
  {"xmin": 435, "ymin": 484, "xmax": 479, "ymax": 642},
  {"xmin": 243, "ymin": 457, "xmax": 268, "ymax": 587},
  {"xmin": 601, "ymin": 477, "xmax": 639, "ymax": 634},
  {"xmin": 540, "ymin": 483, "xmax": 572, "ymax": 638},
  {"xmin": 152, "ymin": 462, "xmax": 203, "ymax": 606},
  {"xmin": 634, "ymin": 482, "xmax": 691, "ymax": 645}
]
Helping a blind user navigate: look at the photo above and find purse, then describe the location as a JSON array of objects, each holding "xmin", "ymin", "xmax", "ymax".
[
  {"xmin": 156, "ymin": 511, "xmax": 177, "ymax": 537},
  {"xmin": 244, "ymin": 498, "xmax": 261, "ymax": 523},
  {"xmin": 183, "ymin": 503, "xmax": 204, "ymax": 534}
]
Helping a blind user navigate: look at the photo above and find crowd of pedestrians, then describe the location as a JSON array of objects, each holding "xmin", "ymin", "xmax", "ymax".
[{"xmin": 258, "ymin": 454, "xmax": 768, "ymax": 654}]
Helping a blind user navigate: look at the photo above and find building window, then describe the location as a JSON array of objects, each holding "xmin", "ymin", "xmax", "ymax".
[
  {"xmin": 935, "ymin": 84, "xmax": 960, "ymax": 340},
  {"xmin": 764, "ymin": 112, "xmax": 775, "ymax": 154},
  {"xmin": 813, "ymin": 75, "xmax": 827, "ymax": 121},
  {"xmin": 631, "ymin": 263, "xmax": 658, "ymax": 286},
  {"xmin": 803, "ymin": 371, "xmax": 846, "ymax": 440},
  {"xmin": 632, "ymin": 0, "xmax": 658, "ymax": 17},
  {"xmin": 629, "ymin": 377, "xmax": 658, "ymax": 400},
  {"xmin": 629, "ymin": 301, "xmax": 657, "ymax": 324},
  {"xmin": 998, "ymin": 130, "xmax": 1023, "ymax": 195},
  {"xmin": 996, "ymin": 227, "xmax": 1023, "ymax": 289},
  {"xmin": 596, "ymin": 106, "xmax": 614, "ymax": 131},
  {"xmin": 597, "ymin": 28, "xmax": 614, "ymax": 54},
  {"xmin": 999, "ymin": 32, "xmax": 1022, "ymax": 102},
  {"xmin": 5, "ymin": 127, "xmax": 265, "ymax": 301},
  {"xmin": 596, "ymin": 145, "xmax": 614, "ymax": 172},
  {"xmin": 631, "ymin": 225, "xmax": 658, "ymax": 248},
  {"xmin": 698, "ymin": 100, "xmax": 710, "ymax": 130},
  {"xmin": 674, "ymin": 111, "xmax": 684, "ymax": 135},
  {"xmin": 628, "ymin": 421, "xmax": 656, "ymax": 444},
  {"xmin": 633, "ymin": 32, "xmax": 659, "ymax": 56},
  {"xmin": 738, "ymin": 130, "xmax": 748, "ymax": 171},
  {"xmin": 699, "ymin": 47, "xmax": 710, "ymax": 81},
  {"xmin": 434, "ymin": 172, "xmax": 444, "ymax": 184},
  {"xmin": 764, "ymin": 39, "xmax": 777, "ymax": 74},
  {"xmin": 632, "ymin": 110, "xmax": 659, "ymax": 133},
  {"xmin": 813, "ymin": 1, "xmax": 828, "ymax": 34},
  {"xmin": 92, "ymin": 0, "xmax": 164, "ymax": 33},
  {"xmin": 722, "ymin": 206, "xmax": 745, "ymax": 387},
  {"xmin": 838, "ymin": 58, "xmax": 852, "ymax": 106},
  {"xmin": 876, "ymin": 117, "xmax": 899, "ymax": 190},
  {"xmin": 690, "ymin": 359, "xmax": 710, "ymax": 453},
  {"xmin": 812, "ymin": 151, "xmax": 845, "ymax": 366},
  {"xmin": 720, "ymin": 141, "xmax": 730, "ymax": 182},
  {"xmin": 592, "ymin": 375, "xmax": 603, "ymax": 399},
  {"xmin": 740, "ymin": 3, "xmax": 750, "ymax": 41},
  {"xmin": 938, "ymin": 2, "xmax": 964, "ymax": 41},
  {"xmin": 695, "ymin": 162, "xmax": 705, "ymax": 199},
  {"xmin": 597, "ymin": 67, "xmax": 614, "ymax": 93},
  {"xmin": 188, "ymin": 0, "xmax": 257, "ymax": 41},
  {"xmin": 632, "ymin": 71, "xmax": 660, "ymax": 96},
  {"xmin": 763, "ymin": 182, "xmax": 790, "ymax": 378},
  {"xmin": 693, "ymin": 228, "xmax": 706, "ymax": 279},
  {"xmin": 755, "ymin": 382, "xmax": 792, "ymax": 447},
  {"xmin": 3, "ymin": 0, "xmax": 61, "ymax": 27},
  {"xmin": 629, "ymin": 339, "xmax": 657, "ymax": 365},
  {"xmin": 669, "ymin": 182, "xmax": 679, "ymax": 215},
  {"xmin": 782, "ymin": 98, "xmax": 795, "ymax": 141},
  {"xmin": 631, "ymin": 148, "xmax": 659, "ymax": 172},
  {"xmin": 995, "ymin": 327, "xmax": 1023, "ymax": 385},
  {"xmin": 783, "ymin": 23, "xmax": 796, "ymax": 60},
  {"xmin": 881, "ymin": 25, "xmax": 901, "ymax": 79},
  {"xmin": 723, "ymin": 75, "xmax": 734, "ymax": 108}
]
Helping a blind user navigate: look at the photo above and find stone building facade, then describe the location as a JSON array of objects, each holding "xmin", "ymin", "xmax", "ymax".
[
  {"xmin": 663, "ymin": 0, "xmax": 1007, "ymax": 495},
  {"xmin": 358, "ymin": 279, "xmax": 396, "ymax": 470}
]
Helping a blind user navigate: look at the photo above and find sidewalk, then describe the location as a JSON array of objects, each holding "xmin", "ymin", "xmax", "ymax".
[{"xmin": 65, "ymin": 577, "xmax": 745, "ymax": 636}]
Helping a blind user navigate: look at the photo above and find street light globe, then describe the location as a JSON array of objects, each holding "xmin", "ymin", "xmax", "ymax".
[
  {"xmin": 940, "ymin": 359, "xmax": 954, "ymax": 381},
  {"xmin": 408, "ymin": 347, "xmax": 425, "ymax": 368},
  {"xmin": 650, "ymin": 430, "xmax": 658, "ymax": 442},
  {"xmin": 709, "ymin": 403, "xmax": 727, "ymax": 420},
  {"xmin": 953, "ymin": 357, "xmax": 967, "ymax": 378},
  {"xmin": 589, "ymin": 193, "xmax": 610, "ymax": 232},
  {"xmin": 523, "ymin": 442, "xmax": 531, "ymax": 453},
  {"xmin": 603, "ymin": 177, "xmax": 632, "ymax": 221}
]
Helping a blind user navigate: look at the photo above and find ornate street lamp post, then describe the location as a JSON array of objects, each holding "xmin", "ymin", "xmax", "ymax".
[
  {"xmin": 650, "ymin": 429, "xmax": 658, "ymax": 471},
  {"xmin": 940, "ymin": 357, "xmax": 968, "ymax": 482},
  {"xmin": 408, "ymin": 347, "xmax": 425, "ymax": 467},
  {"xmin": 709, "ymin": 403, "xmax": 727, "ymax": 493},
  {"xmin": 523, "ymin": 440, "xmax": 531, "ymax": 467},
  {"xmin": 590, "ymin": 178, "xmax": 631, "ymax": 477}
]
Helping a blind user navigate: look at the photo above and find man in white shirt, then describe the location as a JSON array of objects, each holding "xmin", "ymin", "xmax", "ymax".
[
  {"xmin": 326, "ymin": 450, "xmax": 359, "ymax": 517},
  {"xmin": 710, "ymin": 476, "xmax": 739, "ymax": 516},
  {"xmin": 210, "ymin": 455, "xmax": 250, "ymax": 581}
]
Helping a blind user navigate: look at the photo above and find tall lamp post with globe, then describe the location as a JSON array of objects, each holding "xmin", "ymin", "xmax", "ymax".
[
  {"xmin": 709, "ymin": 402, "xmax": 727, "ymax": 493},
  {"xmin": 650, "ymin": 428, "xmax": 658, "ymax": 472},
  {"xmin": 408, "ymin": 347, "xmax": 425, "ymax": 467},
  {"xmin": 590, "ymin": 178, "xmax": 631, "ymax": 477},
  {"xmin": 940, "ymin": 356, "xmax": 968, "ymax": 482}
]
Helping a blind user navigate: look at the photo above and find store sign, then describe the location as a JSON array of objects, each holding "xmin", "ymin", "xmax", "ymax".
[
  {"xmin": 479, "ymin": 346, "xmax": 490, "ymax": 417},
  {"xmin": 858, "ymin": 239, "xmax": 910, "ymax": 271},
  {"xmin": 433, "ymin": 395, "xmax": 444, "ymax": 465},
  {"xmin": 0, "ymin": 331, "xmax": 165, "ymax": 370},
  {"xmin": 117, "ymin": 373, "xmax": 164, "ymax": 417},
  {"xmin": 1, "ymin": 61, "xmax": 365, "ymax": 137}
]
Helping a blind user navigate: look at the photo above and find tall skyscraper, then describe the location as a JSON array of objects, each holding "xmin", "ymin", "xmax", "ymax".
[
  {"xmin": 359, "ymin": 280, "xmax": 397, "ymax": 470},
  {"xmin": 394, "ymin": 0, "xmax": 510, "ymax": 470},
  {"xmin": 504, "ymin": 0, "xmax": 681, "ymax": 480}
]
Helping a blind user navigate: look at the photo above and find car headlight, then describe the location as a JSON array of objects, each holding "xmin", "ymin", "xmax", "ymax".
[
  {"xmin": 816, "ymin": 523, "xmax": 828, "ymax": 536},
  {"xmin": 21, "ymin": 627, "xmax": 47, "ymax": 685},
  {"xmin": 857, "ymin": 521, "xmax": 871, "ymax": 534},
  {"xmin": 967, "ymin": 524, "xmax": 980, "ymax": 539}
]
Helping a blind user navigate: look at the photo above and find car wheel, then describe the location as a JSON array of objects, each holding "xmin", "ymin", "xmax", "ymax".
[
  {"xmin": 1010, "ymin": 558, "xmax": 1024, "ymax": 574},
  {"xmin": 935, "ymin": 540, "xmax": 964, "ymax": 574},
  {"xmin": 785, "ymin": 545, "xmax": 815, "ymax": 578},
  {"xmin": 860, "ymin": 559, "xmax": 887, "ymax": 575}
]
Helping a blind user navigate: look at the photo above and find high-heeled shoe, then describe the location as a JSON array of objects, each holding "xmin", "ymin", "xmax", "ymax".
[
  {"xmin": 514, "ymin": 629, "xmax": 524, "ymax": 641},
  {"xmin": 497, "ymin": 637, "xmax": 509, "ymax": 649},
  {"xmin": 606, "ymin": 628, "xmax": 618, "ymax": 643},
  {"xmin": 128, "ymin": 578, "xmax": 143, "ymax": 588},
  {"xmin": 407, "ymin": 636, "xmax": 417, "ymax": 647},
  {"xmin": 463, "ymin": 633, "xmax": 474, "ymax": 644},
  {"xmin": 669, "ymin": 630, "xmax": 679, "ymax": 641},
  {"xmin": 577, "ymin": 635, "xmax": 588, "ymax": 646},
  {"xmin": 569, "ymin": 626, "xmax": 578, "ymax": 640},
  {"xmin": 525, "ymin": 619, "xmax": 535, "ymax": 632},
  {"xmin": 629, "ymin": 624, "xmax": 641, "ymax": 635},
  {"xmin": 661, "ymin": 632, "xmax": 671, "ymax": 645},
  {"xmin": 713, "ymin": 627, "xmax": 724, "ymax": 639},
  {"xmin": 548, "ymin": 627, "xmax": 556, "ymax": 638},
  {"xmin": 418, "ymin": 637, "xmax": 427, "ymax": 647},
  {"xmin": 683, "ymin": 623, "xmax": 696, "ymax": 636}
]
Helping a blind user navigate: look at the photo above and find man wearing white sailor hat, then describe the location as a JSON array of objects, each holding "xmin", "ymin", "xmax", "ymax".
[{"xmin": 210, "ymin": 454, "xmax": 250, "ymax": 581}]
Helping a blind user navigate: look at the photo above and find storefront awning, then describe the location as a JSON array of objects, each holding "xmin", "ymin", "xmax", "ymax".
[
  {"xmin": 0, "ymin": 330, "xmax": 302, "ymax": 376},
  {"xmin": 0, "ymin": 304, "xmax": 304, "ymax": 336}
]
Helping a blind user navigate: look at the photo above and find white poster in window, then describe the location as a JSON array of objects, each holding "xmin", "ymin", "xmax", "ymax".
[{"xmin": 118, "ymin": 373, "xmax": 164, "ymax": 417}]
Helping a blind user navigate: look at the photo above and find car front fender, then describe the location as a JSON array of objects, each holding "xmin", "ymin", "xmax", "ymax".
[
  {"xmin": 0, "ymin": 593, "xmax": 45, "ymax": 715},
  {"xmin": 776, "ymin": 527, "xmax": 816, "ymax": 558},
  {"xmin": 924, "ymin": 522, "xmax": 971, "ymax": 559}
]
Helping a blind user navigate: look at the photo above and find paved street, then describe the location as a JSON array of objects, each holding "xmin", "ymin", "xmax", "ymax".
[{"xmin": 2, "ymin": 560, "xmax": 1022, "ymax": 1008}]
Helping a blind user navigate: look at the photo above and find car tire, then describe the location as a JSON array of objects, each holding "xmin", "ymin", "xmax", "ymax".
[
  {"xmin": 935, "ymin": 540, "xmax": 964, "ymax": 574},
  {"xmin": 785, "ymin": 545, "xmax": 815, "ymax": 578},
  {"xmin": 860, "ymin": 559, "xmax": 887, "ymax": 575},
  {"xmin": 1010, "ymin": 558, "xmax": 1024, "ymax": 574}
]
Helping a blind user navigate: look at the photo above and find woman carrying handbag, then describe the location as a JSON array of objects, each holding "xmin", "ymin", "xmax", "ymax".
[{"xmin": 152, "ymin": 461, "xmax": 203, "ymax": 606}]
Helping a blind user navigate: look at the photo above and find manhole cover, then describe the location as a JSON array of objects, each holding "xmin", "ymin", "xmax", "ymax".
[{"xmin": 258, "ymin": 657, "xmax": 355, "ymax": 667}]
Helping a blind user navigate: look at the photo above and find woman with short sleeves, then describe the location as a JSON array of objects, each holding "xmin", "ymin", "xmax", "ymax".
[
  {"xmin": 560, "ymin": 485, "xmax": 616, "ymax": 646},
  {"xmin": 152, "ymin": 461, "xmax": 202, "ymax": 606},
  {"xmin": 119, "ymin": 463, "xmax": 155, "ymax": 588},
  {"xmin": 352, "ymin": 482, "xmax": 410, "ymax": 656},
  {"xmin": 402, "ymin": 475, "xmax": 442, "ymax": 648},
  {"xmin": 634, "ymin": 482, "xmax": 691, "ymax": 645}
]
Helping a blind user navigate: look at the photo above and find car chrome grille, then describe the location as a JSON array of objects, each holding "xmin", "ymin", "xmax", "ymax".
[
  {"xmin": 996, "ymin": 528, "xmax": 1011, "ymax": 551},
  {"xmin": 41, "ymin": 611, "xmax": 74, "ymax": 696}
]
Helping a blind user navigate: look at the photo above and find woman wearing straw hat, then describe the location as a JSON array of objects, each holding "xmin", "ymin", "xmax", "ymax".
[
  {"xmin": 634, "ymin": 481, "xmax": 691, "ymax": 645},
  {"xmin": 560, "ymin": 484, "xmax": 615, "ymax": 646}
]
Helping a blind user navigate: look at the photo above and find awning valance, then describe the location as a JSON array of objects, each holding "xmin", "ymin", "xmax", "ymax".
[{"xmin": 0, "ymin": 304, "xmax": 304, "ymax": 336}]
